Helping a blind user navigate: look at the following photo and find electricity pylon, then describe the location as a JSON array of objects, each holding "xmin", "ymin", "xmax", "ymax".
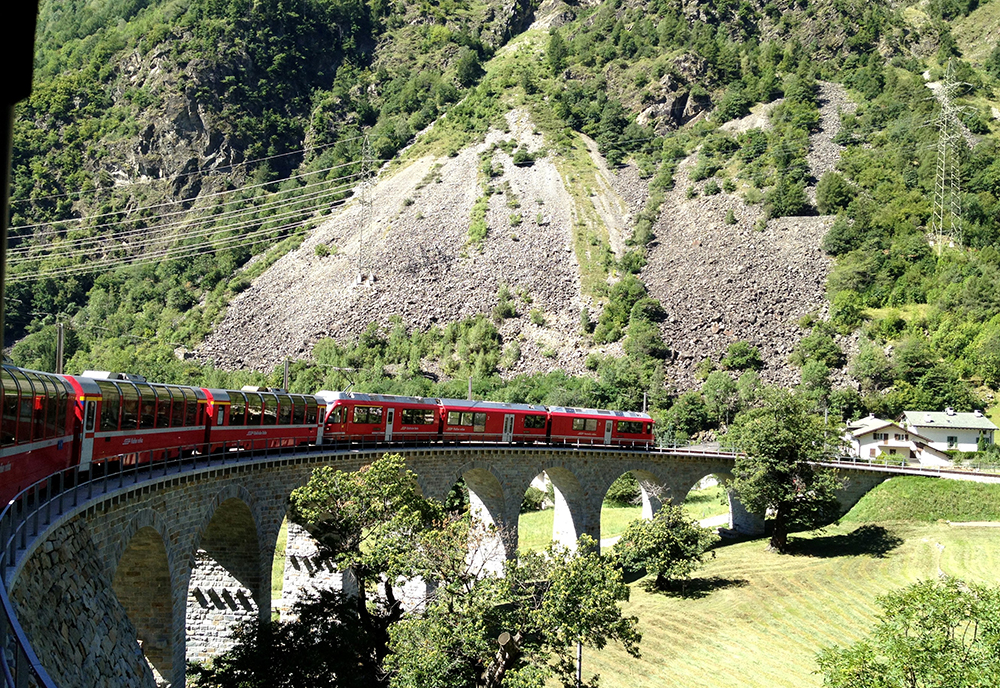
[
  {"xmin": 929, "ymin": 60, "xmax": 966, "ymax": 251},
  {"xmin": 357, "ymin": 134, "xmax": 375, "ymax": 282}
]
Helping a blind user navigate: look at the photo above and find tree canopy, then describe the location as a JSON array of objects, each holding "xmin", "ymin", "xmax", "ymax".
[
  {"xmin": 612, "ymin": 503, "xmax": 719, "ymax": 591},
  {"xmin": 817, "ymin": 578, "xmax": 1000, "ymax": 688},
  {"xmin": 725, "ymin": 387, "xmax": 842, "ymax": 552}
]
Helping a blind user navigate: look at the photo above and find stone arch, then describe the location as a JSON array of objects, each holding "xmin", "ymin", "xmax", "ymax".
[
  {"xmin": 110, "ymin": 511, "xmax": 177, "ymax": 686},
  {"xmin": 186, "ymin": 487, "xmax": 264, "ymax": 665},
  {"xmin": 673, "ymin": 469, "xmax": 735, "ymax": 529},
  {"xmin": 593, "ymin": 466, "xmax": 670, "ymax": 553},
  {"xmin": 516, "ymin": 464, "xmax": 585, "ymax": 551},
  {"xmin": 450, "ymin": 461, "xmax": 509, "ymax": 573}
]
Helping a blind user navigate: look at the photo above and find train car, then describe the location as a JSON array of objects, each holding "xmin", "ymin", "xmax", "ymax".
[
  {"xmin": 317, "ymin": 391, "xmax": 441, "ymax": 444},
  {"xmin": 206, "ymin": 387, "xmax": 324, "ymax": 450},
  {"xmin": 438, "ymin": 398, "xmax": 550, "ymax": 443},
  {"xmin": 65, "ymin": 372, "xmax": 209, "ymax": 465},
  {"xmin": 548, "ymin": 406, "xmax": 654, "ymax": 448},
  {"xmin": 0, "ymin": 365, "xmax": 77, "ymax": 504}
]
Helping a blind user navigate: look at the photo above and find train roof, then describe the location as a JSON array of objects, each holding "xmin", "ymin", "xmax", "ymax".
[
  {"xmin": 548, "ymin": 406, "xmax": 652, "ymax": 420},
  {"xmin": 438, "ymin": 398, "xmax": 548, "ymax": 413},
  {"xmin": 315, "ymin": 391, "xmax": 439, "ymax": 406}
]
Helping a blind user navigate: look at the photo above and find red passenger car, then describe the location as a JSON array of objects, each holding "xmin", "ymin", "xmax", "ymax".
[
  {"xmin": 65, "ymin": 372, "xmax": 208, "ymax": 465},
  {"xmin": 206, "ymin": 387, "xmax": 324, "ymax": 451},
  {"xmin": 317, "ymin": 392, "xmax": 441, "ymax": 444},
  {"xmin": 438, "ymin": 399, "xmax": 549, "ymax": 443},
  {"xmin": 548, "ymin": 406, "xmax": 654, "ymax": 448},
  {"xmin": 0, "ymin": 365, "xmax": 77, "ymax": 503}
]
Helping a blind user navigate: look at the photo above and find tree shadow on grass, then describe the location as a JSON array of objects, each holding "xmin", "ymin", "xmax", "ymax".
[
  {"xmin": 786, "ymin": 524, "xmax": 903, "ymax": 559},
  {"xmin": 642, "ymin": 576, "xmax": 750, "ymax": 600}
]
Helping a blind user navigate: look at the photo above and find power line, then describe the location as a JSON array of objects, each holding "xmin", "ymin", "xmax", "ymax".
[
  {"xmin": 10, "ymin": 134, "xmax": 367, "ymax": 207},
  {"xmin": 9, "ymin": 173, "xmax": 363, "ymax": 260},
  {"xmin": 10, "ymin": 157, "xmax": 383, "ymax": 235}
]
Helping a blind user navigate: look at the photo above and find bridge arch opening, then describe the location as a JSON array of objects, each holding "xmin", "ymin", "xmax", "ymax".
[
  {"xmin": 599, "ymin": 470, "xmax": 665, "ymax": 553},
  {"xmin": 112, "ymin": 525, "xmax": 174, "ymax": 685},
  {"xmin": 679, "ymin": 472, "xmax": 734, "ymax": 531},
  {"xmin": 186, "ymin": 497, "xmax": 262, "ymax": 665},
  {"xmin": 517, "ymin": 468, "xmax": 584, "ymax": 554},
  {"xmin": 454, "ymin": 467, "xmax": 509, "ymax": 575}
]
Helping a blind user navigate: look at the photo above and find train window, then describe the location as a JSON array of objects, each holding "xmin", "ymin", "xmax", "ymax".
[
  {"xmin": 55, "ymin": 381, "xmax": 70, "ymax": 438},
  {"xmin": 15, "ymin": 371, "xmax": 35, "ymax": 444},
  {"xmin": 617, "ymin": 421, "xmax": 644, "ymax": 434},
  {"xmin": 524, "ymin": 414, "xmax": 546, "ymax": 429},
  {"xmin": 326, "ymin": 406, "xmax": 345, "ymax": 424},
  {"xmin": 292, "ymin": 397, "xmax": 305, "ymax": 425},
  {"xmin": 305, "ymin": 400, "xmax": 318, "ymax": 425},
  {"xmin": 85, "ymin": 401, "xmax": 96, "ymax": 432},
  {"xmin": 154, "ymin": 387, "xmax": 171, "ymax": 428},
  {"xmin": 25, "ymin": 373, "xmax": 48, "ymax": 441},
  {"xmin": 353, "ymin": 406, "xmax": 382, "ymax": 424},
  {"xmin": 97, "ymin": 381, "xmax": 121, "ymax": 432},
  {"xmin": 230, "ymin": 392, "xmax": 246, "ymax": 426},
  {"xmin": 40, "ymin": 375, "xmax": 59, "ymax": 439},
  {"xmin": 262, "ymin": 396, "xmax": 278, "ymax": 425},
  {"xmin": 120, "ymin": 384, "xmax": 140, "ymax": 430},
  {"xmin": 183, "ymin": 389, "xmax": 199, "ymax": 426},
  {"xmin": 138, "ymin": 385, "xmax": 156, "ymax": 430},
  {"xmin": 246, "ymin": 394, "xmax": 263, "ymax": 425},
  {"xmin": 473, "ymin": 412, "xmax": 486, "ymax": 431},
  {"xmin": 401, "ymin": 408, "xmax": 435, "ymax": 425},
  {"xmin": 572, "ymin": 418, "xmax": 598, "ymax": 432},
  {"xmin": 168, "ymin": 388, "xmax": 186, "ymax": 427},
  {"xmin": 2, "ymin": 371, "xmax": 20, "ymax": 445},
  {"xmin": 277, "ymin": 395, "xmax": 292, "ymax": 425}
]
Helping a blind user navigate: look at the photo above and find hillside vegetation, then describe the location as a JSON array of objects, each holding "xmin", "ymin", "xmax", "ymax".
[{"xmin": 8, "ymin": 0, "xmax": 1000, "ymax": 436}]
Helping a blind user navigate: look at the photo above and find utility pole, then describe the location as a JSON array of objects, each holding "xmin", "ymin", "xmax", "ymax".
[
  {"xmin": 283, "ymin": 358, "xmax": 290, "ymax": 390},
  {"xmin": 56, "ymin": 322, "xmax": 64, "ymax": 374},
  {"xmin": 357, "ymin": 134, "xmax": 374, "ymax": 284}
]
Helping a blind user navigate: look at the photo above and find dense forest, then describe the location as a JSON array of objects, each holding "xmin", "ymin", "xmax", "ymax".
[{"xmin": 7, "ymin": 0, "xmax": 1000, "ymax": 442}]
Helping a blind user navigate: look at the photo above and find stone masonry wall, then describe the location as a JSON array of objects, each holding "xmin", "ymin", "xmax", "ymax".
[{"xmin": 11, "ymin": 518, "xmax": 156, "ymax": 688}]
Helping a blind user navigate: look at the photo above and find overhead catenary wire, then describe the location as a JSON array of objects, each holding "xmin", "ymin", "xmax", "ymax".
[
  {"xmin": 10, "ymin": 156, "xmax": 385, "ymax": 235},
  {"xmin": 9, "ymin": 172, "xmax": 364, "ymax": 260},
  {"xmin": 7, "ymin": 203, "xmax": 346, "ymax": 282},
  {"xmin": 10, "ymin": 134, "xmax": 369, "ymax": 207}
]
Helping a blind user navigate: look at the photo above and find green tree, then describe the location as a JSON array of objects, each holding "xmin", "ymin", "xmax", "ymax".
[
  {"xmin": 817, "ymin": 579, "xmax": 1000, "ymax": 688},
  {"xmin": 612, "ymin": 504, "xmax": 719, "ymax": 592},
  {"xmin": 702, "ymin": 370, "xmax": 739, "ymax": 425},
  {"xmin": 547, "ymin": 30, "xmax": 568, "ymax": 75},
  {"xmin": 288, "ymin": 454, "xmax": 445, "ymax": 674},
  {"xmin": 721, "ymin": 340, "xmax": 764, "ymax": 371},
  {"xmin": 725, "ymin": 388, "xmax": 842, "ymax": 552},
  {"xmin": 816, "ymin": 172, "xmax": 854, "ymax": 215}
]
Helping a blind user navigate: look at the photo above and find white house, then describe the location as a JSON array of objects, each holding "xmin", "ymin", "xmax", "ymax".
[
  {"xmin": 844, "ymin": 415, "xmax": 952, "ymax": 466},
  {"xmin": 902, "ymin": 409, "xmax": 997, "ymax": 453}
]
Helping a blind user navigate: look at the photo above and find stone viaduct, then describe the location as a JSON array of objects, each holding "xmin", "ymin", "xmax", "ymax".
[{"xmin": 3, "ymin": 444, "xmax": 887, "ymax": 688}]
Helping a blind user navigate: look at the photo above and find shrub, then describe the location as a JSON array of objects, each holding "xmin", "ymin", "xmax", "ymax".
[
  {"xmin": 314, "ymin": 244, "xmax": 330, "ymax": 257},
  {"xmin": 721, "ymin": 341, "xmax": 764, "ymax": 371},
  {"xmin": 521, "ymin": 486, "xmax": 546, "ymax": 512},
  {"xmin": 605, "ymin": 472, "xmax": 640, "ymax": 506}
]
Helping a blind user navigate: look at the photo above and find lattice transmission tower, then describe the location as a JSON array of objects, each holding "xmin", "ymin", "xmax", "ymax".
[
  {"xmin": 929, "ymin": 61, "xmax": 966, "ymax": 251},
  {"xmin": 357, "ymin": 134, "xmax": 375, "ymax": 283}
]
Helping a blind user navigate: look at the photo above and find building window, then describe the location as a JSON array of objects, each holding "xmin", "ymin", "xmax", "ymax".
[
  {"xmin": 894, "ymin": 433, "xmax": 908, "ymax": 441},
  {"xmin": 873, "ymin": 433, "xmax": 888, "ymax": 441},
  {"xmin": 947, "ymin": 436, "xmax": 958, "ymax": 449}
]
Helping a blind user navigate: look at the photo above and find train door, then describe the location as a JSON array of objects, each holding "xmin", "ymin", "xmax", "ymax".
[
  {"xmin": 604, "ymin": 420, "xmax": 613, "ymax": 445},
  {"xmin": 502, "ymin": 414, "xmax": 514, "ymax": 443},
  {"xmin": 385, "ymin": 408, "xmax": 394, "ymax": 442},
  {"xmin": 79, "ymin": 399, "xmax": 97, "ymax": 468}
]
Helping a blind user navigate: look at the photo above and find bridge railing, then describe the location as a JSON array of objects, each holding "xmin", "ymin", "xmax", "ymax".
[{"xmin": 0, "ymin": 434, "xmax": 700, "ymax": 687}]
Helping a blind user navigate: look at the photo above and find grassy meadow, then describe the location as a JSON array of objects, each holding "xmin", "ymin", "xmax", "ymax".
[
  {"xmin": 517, "ymin": 484, "xmax": 729, "ymax": 554},
  {"xmin": 578, "ymin": 477, "xmax": 1000, "ymax": 688}
]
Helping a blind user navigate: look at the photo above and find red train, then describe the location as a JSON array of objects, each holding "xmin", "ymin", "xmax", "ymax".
[{"xmin": 0, "ymin": 365, "xmax": 654, "ymax": 505}]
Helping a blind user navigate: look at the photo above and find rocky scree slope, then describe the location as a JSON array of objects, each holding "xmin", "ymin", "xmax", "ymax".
[
  {"xmin": 642, "ymin": 82, "xmax": 855, "ymax": 389},
  {"xmin": 201, "ymin": 84, "xmax": 856, "ymax": 389}
]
